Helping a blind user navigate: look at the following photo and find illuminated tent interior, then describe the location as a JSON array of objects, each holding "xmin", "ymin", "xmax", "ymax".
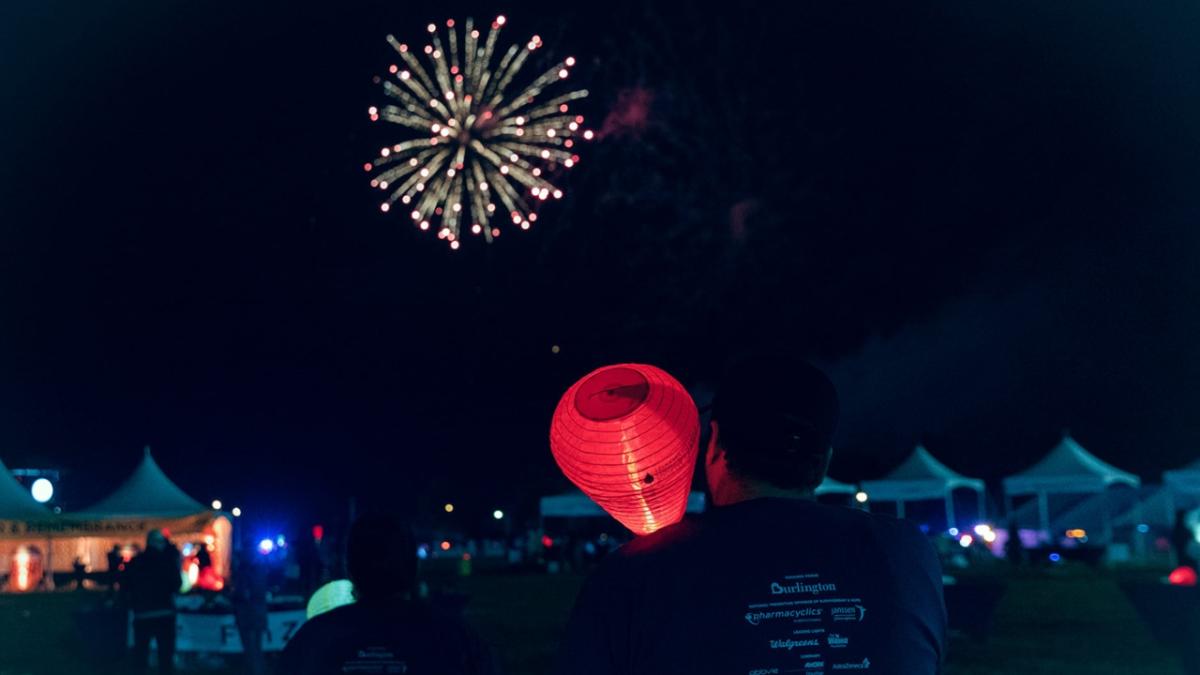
[
  {"xmin": 860, "ymin": 444, "xmax": 985, "ymax": 530},
  {"xmin": 1, "ymin": 448, "xmax": 231, "ymax": 591},
  {"xmin": 0, "ymin": 456, "xmax": 55, "ymax": 590},
  {"xmin": 1003, "ymin": 434, "xmax": 1140, "ymax": 541},
  {"xmin": 1033, "ymin": 485, "xmax": 1156, "ymax": 546}
]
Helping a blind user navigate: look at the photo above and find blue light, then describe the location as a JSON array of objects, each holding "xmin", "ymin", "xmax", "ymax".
[
  {"xmin": 1049, "ymin": 552, "xmax": 1061, "ymax": 563},
  {"xmin": 275, "ymin": 534, "xmax": 287, "ymax": 549},
  {"xmin": 416, "ymin": 545, "xmax": 429, "ymax": 560},
  {"xmin": 947, "ymin": 528, "xmax": 959, "ymax": 537},
  {"xmin": 918, "ymin": 524, "xmax": 930, "ymax": 534},
  {"xmin": 257, "ymin": 538, "xmax": 275, "ymax": 555},
  {"xmin": 1136, "ymin": 523, "xmax": 1150, "ymax": 534}
]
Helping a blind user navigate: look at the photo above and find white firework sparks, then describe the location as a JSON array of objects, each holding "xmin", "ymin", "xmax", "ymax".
[{"xmin": 365, "ymin": 16, "xmax": 591, "ymax": 249}]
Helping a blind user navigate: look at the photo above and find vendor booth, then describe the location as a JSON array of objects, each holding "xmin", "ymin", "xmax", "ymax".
[
  {"xmin": 860, "ymin": 444, "xmax": 985, "ymax": 531},
  {"xmin": 1, "ymin": 448, "xmax": 232, "ymax": 591},
  {"xmin": 1003, "ymin": 434, "xmax": 1139, "ymax": 543},
  {"xmin": 0, "ymin": 456, "xmax": 56, "ymax": 590}
]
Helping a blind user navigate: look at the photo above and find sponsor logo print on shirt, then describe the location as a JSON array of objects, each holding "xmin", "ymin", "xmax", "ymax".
[
  {"xmin": 744, "ymin": 607, "xmax": 823, "ymax": 625},
  {"xmin": 769, "ymin": 638, "xmax": 820, "ymax": 650},
  {"xmin": 770, "ymin": 580, "xmax": 838, "ymax": 596},
  {"xmin": 830, "ymin": 605, "xmax": 867, "ymax": 622},
  {"xmin": 832, "ymin": 658, "xmax": 871, "ymax": 670},
  {"xmin": 748, "ymin": 669, "xmax": 780, "ymax": 675},
  {"xmin": 827, "ymin": 633, "xmax": 849, "ymax": 648}
]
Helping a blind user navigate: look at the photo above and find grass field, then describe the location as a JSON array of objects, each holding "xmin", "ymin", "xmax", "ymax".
[{"xmin": 0, "ymin": 568, "xmax": 1184, "ymax": 674}]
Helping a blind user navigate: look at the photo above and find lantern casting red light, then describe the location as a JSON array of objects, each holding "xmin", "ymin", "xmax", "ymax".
[
  {"xmin": 550, "ymin": 363, "xmax": 699, "ymax": 535},
  {"xmin": 1168, "ymin": 565, "xmax": 1197, "ymax": 586}
]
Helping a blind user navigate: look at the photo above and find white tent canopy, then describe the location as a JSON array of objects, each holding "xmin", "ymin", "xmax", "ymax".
[
  {"xmin": 540, "ymin": 490, "xmax": 706, "ymax": 519},
  {"xmin": 1165, "ymin": 459, "xmax": 1200, "ymax": 495},
  {"xmin": 1004, "ymin": 435, "xmax": 1140, "ymax": 496},
  {"xmin": 1114, "ymin": 485, "xmax": 1200, "ymax": 528},
  {"xmin": 74, "ymin": 447, "xmax": 206, "ymax": 518},
  {"xmin": 1002, "ymin": 435, "xmax": 1140, "ymax": 540},
  {"xmin": 815, "ymin": 476, "xmax": 857, "ymax": 496},
  {"xmin": 0, "ymin": 457, "xmax": 53, "ymax": 522},
  {"xmin": 860, "ymin": 445, "xmax": 985, "ymax": 529}
]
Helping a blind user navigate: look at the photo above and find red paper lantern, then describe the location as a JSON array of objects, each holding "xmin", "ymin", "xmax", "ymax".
[{"xmin": 550, "ymin": 363, "xmax": 699, "ymax": 535}]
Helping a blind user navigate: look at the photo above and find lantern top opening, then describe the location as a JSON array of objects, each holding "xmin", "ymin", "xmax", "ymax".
[{"xmin": 573, "ymin": 366, "xmax": 651, "ymax": 421}]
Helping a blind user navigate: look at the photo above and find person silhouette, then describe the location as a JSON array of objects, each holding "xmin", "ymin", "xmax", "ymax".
[
  {"xmin": 557, "ymin": 356, "xmax": 946, "ymax": 675},
  {"xmin": 277, "ymin": 513, "xmax": 497, "ymax": 675},
  {"xmin": 122, "ymin": 530, "xmax": 181, "ymax": 675}
]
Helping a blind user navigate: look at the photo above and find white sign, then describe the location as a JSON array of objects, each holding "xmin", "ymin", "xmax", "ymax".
[{"xmin": 129, "ymin": 611, "xmax": 306, "ymax": 653}]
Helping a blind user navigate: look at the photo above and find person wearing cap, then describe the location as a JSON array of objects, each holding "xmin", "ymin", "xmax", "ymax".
[
  {"xmin": 556, "ymin": 356, "xmax": 946, "ymax": 675},
  {"xmin": 122, "ymin": 529, "xmax": 182, "ymax": 675},
  {"xmin": 276, "ymin": 513, "xmax": 497, "ymax": 675}
]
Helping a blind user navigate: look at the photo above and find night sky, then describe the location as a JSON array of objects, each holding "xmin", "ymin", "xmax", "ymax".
[{"xmin": 2, "ymin": 2, "xmax": 1199, "ymax": 532}]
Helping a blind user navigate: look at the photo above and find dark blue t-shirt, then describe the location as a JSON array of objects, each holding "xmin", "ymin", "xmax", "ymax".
[
  {"xmin": 557, "ymin": 498, "xmax": 946, "ymax": 675},
  {"xmin": 277, "ymin": 599, "xmax": 496, "ymax": 675}
]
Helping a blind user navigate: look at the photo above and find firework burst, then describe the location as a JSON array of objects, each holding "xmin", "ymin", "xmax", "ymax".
[{"xmin": 365, "ymin": 16, "xmax": 592, "ymax": 249}]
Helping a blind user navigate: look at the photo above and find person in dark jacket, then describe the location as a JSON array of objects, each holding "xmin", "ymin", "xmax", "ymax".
[
  {"xmin": 277, "ymin": 513, "xmax": 497, "ymax": 675},
  {"xmin": 234, "ymin": 549, "xmax": 269, "ymax": 675},
  {"xmin": 557, "ymin": 356, "xmax": 947, "ymax": 675},
  {"xmin": 122, "ymin": 529, "xmax": 181, "ymax": 675}
]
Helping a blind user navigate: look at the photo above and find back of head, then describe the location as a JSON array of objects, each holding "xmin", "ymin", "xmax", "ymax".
[
  {"xmin": 346, "ymin": 513, "xmax": 417, "ymax": 602},
  {"xmin": 711, "ymin": 355, "xmax": 839, "ymax": 491}
]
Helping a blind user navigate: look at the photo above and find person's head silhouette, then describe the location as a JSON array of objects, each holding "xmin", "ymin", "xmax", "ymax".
[
  {"xmin": 346, "ymin": 513, "xmax": 417, "ymax": 603},
  {"xmin": 707, "ymin": 355, "xmax": 839, "ymax": 506}
]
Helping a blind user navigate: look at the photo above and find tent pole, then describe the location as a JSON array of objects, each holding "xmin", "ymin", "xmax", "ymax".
[
  {"xmin": 945, "ymin": 490, "xmax": 956, "ymax": 532},
  {"xmin": 1165, "ymin": 489, "xmax": 1178, "ymax": 568},
  {"xmin": 897, "ymin": 500, "xmax": 905, "ymax": 520},
  {"xmin": 1037, "ymin": 491, "xmax": 1050, "ymax": 543},
  {"xmin": 1102, "ymin": 495, "xmax": 1113, "ymax": 551},
  {"xmin": 1133, "ymin": 500, "xmax": 1146, "ymax": 560}
]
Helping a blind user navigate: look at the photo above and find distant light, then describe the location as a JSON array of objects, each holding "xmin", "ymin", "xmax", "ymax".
[
  {"xmin": 231, "ymin": 507, "xmax": 242, "ymax": 518},
  {"xmin": 854, "ymin": 491, "xmax": 868, "ymax": 504},
  {"xmin": 1065, "ymin": 528, "xmax": 1087, "ymax": 539},
  {"xmin": 541, "ymin": 535, "xmax": 554, "ymax": 548},
  {"xmin": 958, "ymin": 534, "xmax": 973, "ymax": 548},
  {"xmin": 30, "ymin": 478, "xmax": 53, "ymax": 504},
  {"xmin": 257, "ymin": 539, "xmax": 275, "ymax": 555},
  {"xmin": 1049, "ymin": 552, "xmax": 1062, "ymax": 563},
  {"xmin": 416, "ymin": 545, "xmax": 429, "ymax": 560},
  {"xmin": 948, "ymin": 528, "xmax": 959, "ymax": 537},
  {"xmin": 444, "ymin": 503, "xmax": 455, "ymax": 513},
  {"xmin": 275, "ymin": 535, "xmax": 287, "ymax": 548},
  {"xmin": 1168, "ymin": 566, "xmax": 1198, "ymax": 586},
  {"xmin": 440, "ymin": 540, "xmax": 452, "ymax": 551},
  {"xmin": 973, "ymin": 524, "xmax": 992, "ymax": 537},
  {"xmin": 493, "ymin": 510, "xmax": 504, "ymax": 520},
  {"xmin": 551, "ymin": 345, "xmax": 561, "ymax": 354},
  {"xmin": 1136, "ymin": 523, "xmax": 1151, "ymax": 534},
  {"xmin": 211, "ymin": 499, "xmax": 222, "ymax": 511},
  {"xmin": 312, "ymin": 524, "xmax": 325, "ymax": 542}
]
